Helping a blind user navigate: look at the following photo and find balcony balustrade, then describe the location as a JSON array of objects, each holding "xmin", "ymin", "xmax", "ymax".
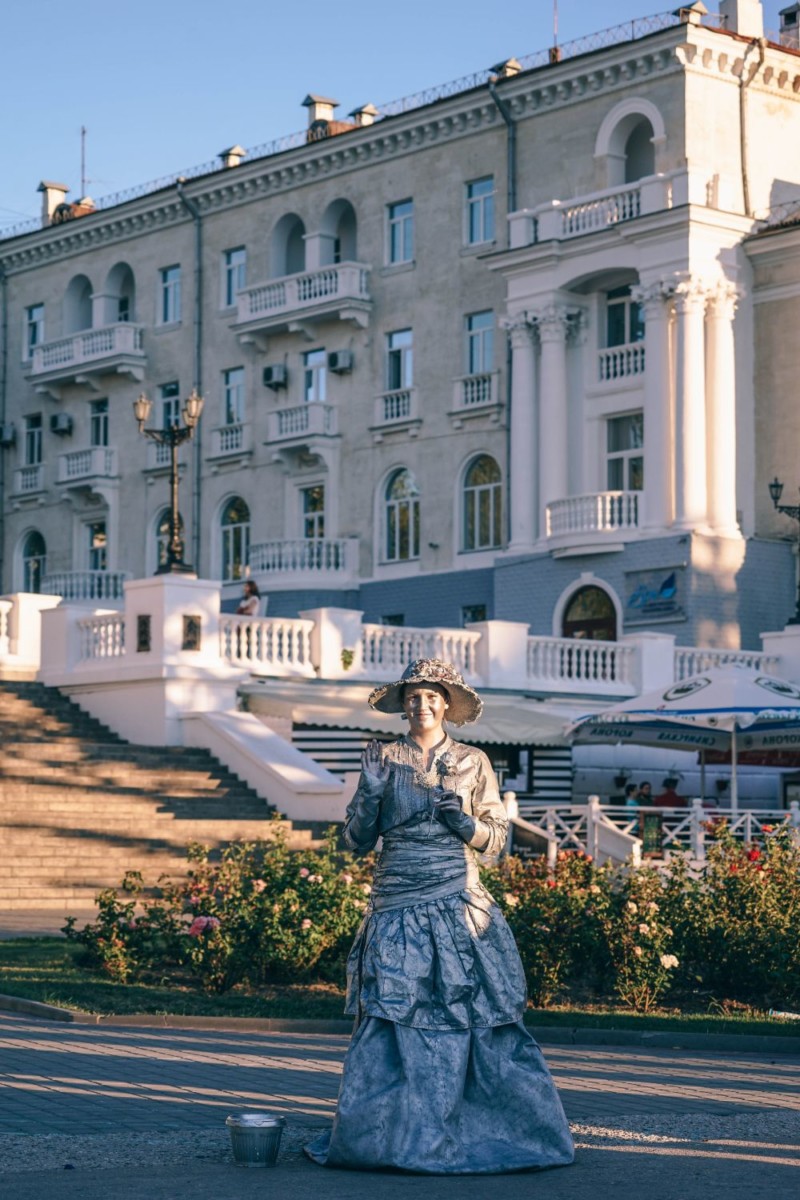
[
  {"xmin": 527, "ymin": 635, "xmax": 637, "ymax": 697},
  {"xmin": 207, "ymin": 422, "xmax": 252, "ymax": 461},
  {"xmin": 546, "ymin": 491, "xmax": 641, "ymax": 540},
  {"xmin": 28, "ymin": 323, "xmax": 146, "ymax": 391},
  {"xmin": 234, "ymin": 262, "xmax": 372, "ymax": 338},
  {"xmin": 57, "ymin": 447, "xmax": 118, "ymax": 485},
  {"xmin": 371, "ymin": 388, "xmax": 421, "ymax": 441},
  {"xmin": 362, "ymin": 623, "xmax": 481, "ymax": 683},
  {"xmin": 598, "ymin": 342, "xmax": 645, "ymax": 382},
  {"xmin": 12, "ymin": 465, "xmax": 44, "ymax": 496},
  {"xmin": 449, "ymin": 372, "xmax": 502, "ymax": 427},
  {"xmin": 248, "ymin": 537, "xmax": 359, "ymax": 588},
  {"xmin": 41, "ymin": 570, "xmax": 130, "ymax": 604},
  {"xmin": 673, "ymin": 648, "xmax": 780, "ymax": 681},
  {"xmin": 266, "ymin": 403, "xmax": 337, "ymax": 446}
]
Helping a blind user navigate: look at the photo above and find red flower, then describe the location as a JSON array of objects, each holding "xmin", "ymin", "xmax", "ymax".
[
  {"xmin": 747, "ymin": 847, "xmax": 761, "ymax": 862},
  {"xmin": 729, "ymin": 864, "xmax": 739, "ymax": 873}
]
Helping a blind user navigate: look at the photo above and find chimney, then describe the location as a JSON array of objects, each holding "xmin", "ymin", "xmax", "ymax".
[
  {"xmin": 673, "ymin": 2, "xmax": 708, "ymax": 25},
  {"xmin": 718, "ymin": 0, "xmax": 765, "ymax": 37},
  {"xmin": 219, "ymin": 144, "xmax": 246, "ymax": 169},
  {"xmin": 490, "ymin": 57, "xmax": 522, "ymax": 79},
  {"xmin": 37, "ymin": 180, "xmax": 69, "ymax": 228},
  {"xmin": 349, "ymin": 103, "xmax": 378, "ymax": 127},
  {"xmin": 780, "ymin": 3, "xmax": 800, "ymax": 47},
  {"xmin": 302, "ymin": 94, "xmax": 340, "ymax": 126}
]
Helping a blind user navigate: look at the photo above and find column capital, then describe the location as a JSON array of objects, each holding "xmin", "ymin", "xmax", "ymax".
[
  {"xmin": 529, "ymin": 304, "xmax": 583, "ymax": 343},
  {"xmin": 631, "ymin": 278, "xmax": 676, "ymax": 315},
  {"xmin": 706, "ymin": 279, "xmax": 744, "ymax": 319},
  {"xmin": 500, "ymin": 311, "xmax": 534, "ymax": 347},
  {"xmin": 672, "ymin": 274, "xmax": 709, "ymax": 313}
]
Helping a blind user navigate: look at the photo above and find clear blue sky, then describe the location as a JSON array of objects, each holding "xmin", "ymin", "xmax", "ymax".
[{"xmin": 0, "ymin": 0, "xmax": 787, "ymax": 229}]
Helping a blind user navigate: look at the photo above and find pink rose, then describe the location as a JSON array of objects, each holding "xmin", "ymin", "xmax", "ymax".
[
  {"xmin": 299, "ymin": 867, "xmax": 311, "ymax": 878},
  {"xmin": 252, "ymin": 880, "xmax": 267, "ymax": 893},
  {"xmin": 301, "ymin": 918, "xmax": 312, "ymax": 930}
]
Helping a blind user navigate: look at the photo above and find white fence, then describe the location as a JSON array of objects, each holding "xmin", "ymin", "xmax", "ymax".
[
  {"xmin": 527, "ymin": 636, "xmax": 637, "ymax": 694},
  {"xmin": 674, "ymin": 647, "xmax": 780, "ymax": 680},
  {"xmin": 78, "ymin": 613, "xmax": 125, "ymax": 660},
  {"xmin": 362, "ymin": 623, "xmax": 481, "ymax": 681},
  {"xmin": 546, "ymin": 491, "xmax": 640, "ymax": 538},
  {"xmin": 41, "ymin": 571, "xmax": 130, "ymax": 603},
  {"xmin": 238, "ymin": 262, "xmax": 370, "ymax": 322},
  {"xmin": 219, "ymin": 615, "xmax": 315, "ymax": 676}
]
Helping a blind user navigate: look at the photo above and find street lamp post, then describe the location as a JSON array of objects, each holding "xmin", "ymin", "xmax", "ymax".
[
  {"xmin": 133, "ymin": 389, "xmax": 204, "ymax": 574},
  {"xmin": 769, "ymin": 475, "xmax": 800, "ymax": 624}
]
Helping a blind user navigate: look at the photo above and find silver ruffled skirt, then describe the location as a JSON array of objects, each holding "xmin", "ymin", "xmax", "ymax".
[{"xmin": 306, "ymin": 822, "xmax": 574, "ymax": 1174}]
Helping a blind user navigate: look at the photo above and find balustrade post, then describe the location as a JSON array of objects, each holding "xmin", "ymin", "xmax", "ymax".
[
  {"xmin": 587, "ymin": 795, "xmax": 602, "ymax": 860},
  {"xmin": 503, "ymin": 790, "xmax": 518, "ymax": 856},
  {"xmin": 789, "ymin": 800, "xmax": 800, "ymax": 830},
  {"xmin": 690, "ymin": 797, "xmax": 706, "ymax": 861},
  {"xmin": 546, "ymin": 809, "xmax": 557, "ymax": 872},
  {"xmin": 300, "ymin": 607, "xmax": 364, "ymax": 679}
]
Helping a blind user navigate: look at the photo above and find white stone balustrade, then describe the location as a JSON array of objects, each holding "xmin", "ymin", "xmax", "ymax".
[
  {"xmin": 13, "ymin": 465, "xmax": 44, "ymax": 494},
  {"xmin": 57, "ymin": 447, "xmax": 118, "ymax": 484},
  {"xmin": 546, "ymin": 491, "xmax": 641, "ymax": 538},
  {"xmin": 219, "ymin": 614, "xmax": 315, "ymax": 677},
  {"xmin": 509, "ymin": 172, "xmax": 680, "ymax": 247},
  {"xmin": 41, "ymin": 570, "xmax": 130, "ymax": 603},
  {"xmin": 208, "ymin": 423, "xmax": 251, "ymax": 458},
  {"xmin": 362, "ymin": 623, "xmax": 481, "ymax": 682},
  {"xmin": 78, "ymin": 612, "xmax": 125, "ymax": 660},
  {"xmin": 673, "ymin": 647, "xmax": 780, "ymax": 680},
  {"xmin": 598, "ymin": 342, "xmax": 645, "ymax": 382},
  {"xmin": 29, "ymin": 323, "xmax": 145, "ymax": 378},
  {"xmin": 235, "ymin": 262, "xmax": 371, "ymax": 331},
  {"xmin": 267, "ymin": 404, "xmax": 337, "ymax": 443},
  {"xmin": 527, "ymin": 635, "xmax": 637, "ymax": 696},
  {"xmin": 452, "ymin": 372, "xmax": 499, "ymax": 409},
  {"xmin": 248, "ymin": 537, "xmax": 359, "ymax": 584}
]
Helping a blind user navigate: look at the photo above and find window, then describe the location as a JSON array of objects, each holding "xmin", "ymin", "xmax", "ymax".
[
  {"xmin": 301, "ymin": 484, "xmax": 325, "ymax": 539},
  {"xmin": 223, "ymin": 367, "xmax": 245, "ymax": 424},
  {"xmin": 462, "ymin": 604, "xmax": 487, "ymax": 626},
  {"xmin": 117, "ymin": 294, "xmax": 130, "ymax": 322},
  {"xmin": 562, "ymin": 585, "xmax": 617, "ymax": 641},
  {"xmin": 87, "ymin": 522, "xmax": 107, "ymax": 572},
  {"xmin": 387, "ymin": 200, "xmax": 414, "ymax": 264},
  {"xmin": 25, "ymin": 304, "xmax": 44, "ymax": 358},
  {"xmin": 222, "ymin": 247, "xmax": 246, "ymax": 307},
  {"xmin": 381, "ymin": 613, "xmax": 405, "ymax": 626},
  {"xmin": 156, "ymin": 507, "xmax": 184, "ymax": 569},
  {"xmin": 386, "ymin": 329, "xmax": 413, "ymax": 391},
  {"xmin": 159, "ymin": 265, "xmax": 181, "ymax": 324},
  {"xmin": 22, "ymin": 531, "xmax": 46, "ymax": 593},
  {"xmin": 465, "ymin": 177, "xmax": 495, "ymax": 245},
  {"xmin": 607, "ymin": 412, "xmax": 644, "ymax": 491},
  {"xmin": 384, "ymin": 468, "xmax": 420, "ymax": 562},
  {"xmin": 606, "ymin": 286, "xmax": 644, "ymax": 347},
  {"xmin": 221, "ymin": 496, "xmax": 250, "ymax": 582},
  {"xmin": 463, "ymin": 455, "xmax": 502, "ymax": 551},
  {"xmin": 90, "ymin": 399, "xmax": 109, "ymax": 447},
  {"xmin": 24, "ymin": 415, "xmax": 42, "ymax": 466},
  {"xmin": 465, "ymin": 311, "xmax": 494, "ymax": 374},
  {"xmin": 303, "ymin": 349, "xmax": 327, "ymax": 403},
  {"xmin": 160, "ymin": 381, "xmax": 180, "ymax": 428}
]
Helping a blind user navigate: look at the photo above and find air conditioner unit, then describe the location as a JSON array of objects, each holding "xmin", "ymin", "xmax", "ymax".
[
  {"xmin": 328, "ymin": 349, "xmax": 354, "ymax": 374},
  {"xmin": 50, "ymin": 412, "xmax": 73, "ymax": 436},
  {"xmin": 0, "ymin": 423, "xmax": 15, "ymax": 447},
  {"xmin": 263, "ymin": 363, "xmax": 288, "ymax": 389}
]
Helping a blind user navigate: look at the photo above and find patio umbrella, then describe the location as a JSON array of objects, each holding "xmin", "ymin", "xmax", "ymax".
[{"xmin": 567, "ymin": 665, "xmax": 800, "ymax": 812}]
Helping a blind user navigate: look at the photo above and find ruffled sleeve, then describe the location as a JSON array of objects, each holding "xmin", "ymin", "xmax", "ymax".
[{"xmin": 466, "ymin": 751, "xmax": 508, "ymax": 856}]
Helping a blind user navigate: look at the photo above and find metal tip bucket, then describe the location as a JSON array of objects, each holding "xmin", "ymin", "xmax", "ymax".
[{"xmin": 226, "ymin": 1113, "xmax": 286, "ymax": 1167}]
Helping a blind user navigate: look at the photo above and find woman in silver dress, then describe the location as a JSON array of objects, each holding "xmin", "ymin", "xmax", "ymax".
[{"xmin": 306, "ymin": 658, "xmax": 574, "ymax": 1174}]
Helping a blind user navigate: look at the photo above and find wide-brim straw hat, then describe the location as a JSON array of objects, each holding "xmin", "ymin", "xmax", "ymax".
[{"xmin": 368, "ymin": 658, "xmax": 483, "ymax": 726}]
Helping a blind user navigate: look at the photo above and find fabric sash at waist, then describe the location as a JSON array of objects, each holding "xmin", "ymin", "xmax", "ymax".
[{"xmin": 370, "ymin": 826, "xmax": 479, "ymax": 912}]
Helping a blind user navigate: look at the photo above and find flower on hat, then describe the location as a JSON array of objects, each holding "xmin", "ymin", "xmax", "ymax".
[{"xmin": 367, "ymin": 659, "xmax": 483, "ymax": 726}]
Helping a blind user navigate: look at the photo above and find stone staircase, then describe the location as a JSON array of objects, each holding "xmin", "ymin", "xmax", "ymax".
[{"xmin": 0, "ymin": 681, "xmax": 321, "ymax": 912}]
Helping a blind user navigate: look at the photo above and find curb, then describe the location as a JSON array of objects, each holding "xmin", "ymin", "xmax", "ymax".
[{"xmin": 3, "ymin": 994, "xmax": 800, "ymax": 1054}]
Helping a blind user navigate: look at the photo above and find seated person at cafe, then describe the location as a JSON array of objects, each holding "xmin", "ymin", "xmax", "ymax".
[{"xmin": 653, "ymin": 778, "xmax": 684, "ymax": 808}]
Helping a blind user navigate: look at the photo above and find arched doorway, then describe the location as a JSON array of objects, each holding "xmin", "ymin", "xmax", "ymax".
[{"xmin": 562, "ymin": 585, "xmax": 617, "ymax": 641}]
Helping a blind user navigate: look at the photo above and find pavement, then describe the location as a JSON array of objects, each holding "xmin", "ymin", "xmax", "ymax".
[{"xmin": 0, "ymin": 1011, "xmax": 798, "ymax": 1199}]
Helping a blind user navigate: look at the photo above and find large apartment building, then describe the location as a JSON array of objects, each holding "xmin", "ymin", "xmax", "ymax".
[{"xmin": 2, "ymin": 0, "xmax": 800, "ymax": 649}]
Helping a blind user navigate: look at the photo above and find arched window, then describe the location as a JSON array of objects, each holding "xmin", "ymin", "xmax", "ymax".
[
  {"xmin": 104, "ymin": 262, "xmax": 136, "ymax": 323},
  {"xmin": 155, "ymin": 508, "xmax": 184, "ymax": 571},
  {"xmin": 384, "ymin": 469, "xmax": 419, "ymax": 562},
  {"xmin": 270, "ymin": 213, "xmax": 306, "ymax": 277},
  {"xmin": 22, "ymin": 531, "xmax": 46, "ymax": 593},
  {"xmin": 221, "ymin": 497, "xmax": 250, "ymax": 582},
  {"xmin": 63, "ymin": 274, "xmax": 93, "ymax": 333},
  {"xmin": 463, "ymin": 455, "xmax": 502, "ymax": 550},
  {"xmin": 562, "ymin": 585, "xmax": 617, "ymax": 641},
  {"xmin": 623, "ymin": 118, "xmax": 655, "ymax": 183}
]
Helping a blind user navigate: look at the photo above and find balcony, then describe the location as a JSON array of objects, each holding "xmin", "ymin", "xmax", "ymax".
[
  {"xmin": 598, "ymin": 343, "xmax": 645, "ymax": 383},
  {"xmin": 546, "ymin": 490, "xmax": 641, "ymax": 549},
  {"xmin": 248, "ymin": 537, "xmax": 360, "ymax": 590},
  {"xmin": 41, "ymin": 570, "xmax": 130, "ymax": 605},
  {"xmin": 57, "ymin": 447, "xmax": 118, "ymax": 487},
  {"xmin": 233, "ymin": 262, "xmax": 372, "ymax": 341},
  {"xmin": 27, "ymin": 324, "xmax": 146, "ymax": 396},
  {"xmin": 371, "ymin": 388, "xmax": 421, "ymax": 442},
  {"xmin": 266, "ymin": 403, "xmax": 338, "ymax": 450},
  {"xmin": 207, "ymin": 422, "xmax": 253, "ymax": 467},
  {"xmin": 12, "ymin": 465, "xmax": 45, "ymax": 498},
  {"xmin": 449, "ymin": 371, "xmax": 502, "ymax": 429}
]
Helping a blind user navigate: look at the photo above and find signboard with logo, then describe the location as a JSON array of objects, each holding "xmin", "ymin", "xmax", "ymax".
[{"xmin": 624, "ymin": 565, "xmax": 686, "ymax": 626}]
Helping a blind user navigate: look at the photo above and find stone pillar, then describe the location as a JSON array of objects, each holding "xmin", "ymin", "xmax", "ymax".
[
  {"xmin": 705, "ymin": 281, "xmax": 741, "ymax": 537},
  {"xmin": 504, "ymin": 315, "xmax": 538, "ymax": 550},
  {"xmin": 303, "ymin": 231, "xmax": 337, "ymax": 271},
  {"xmin": 673, "ymin": 278, "xmax": 708, "ymax": 530},
  {"xmin": 534, "ymin": 306, "xmax": 571, "ymax": 538},
  {"xmin": 633, "ymin": 280, "xmax": 674, "ymax": 531}
]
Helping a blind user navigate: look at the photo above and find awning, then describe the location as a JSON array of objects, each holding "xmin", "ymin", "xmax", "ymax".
[{"xmin": 241, "ymin": 678, "xmax": 576, "ymax": 746}]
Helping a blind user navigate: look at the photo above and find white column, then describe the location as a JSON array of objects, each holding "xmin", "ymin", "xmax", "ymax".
[
  {"xmin": 673, "ymin": 278, "xmax": 708, "ymax": 530},
  {"xmin": 534, "ymin": 306, "xmax": 571, "ymax": 538},
  {"xmin": 705, "ymin": 282, "xmax": 741, "ymax": 537},
  {"xmin": 504, "ymin": 315, "xmax": 538, "ymax": 550},
  {"xmin": 633, "ymin": 281, "xmax": 674, "ymax": 531}
]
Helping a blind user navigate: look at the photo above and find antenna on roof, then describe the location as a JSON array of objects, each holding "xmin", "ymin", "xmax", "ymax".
[
  {"xmin": 550, "ymin": 0, "xmax": 562, "ymax": 63},
  {"xmin": 80, "ymin": 126, "xmax": 87, "ymax": 196}
]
